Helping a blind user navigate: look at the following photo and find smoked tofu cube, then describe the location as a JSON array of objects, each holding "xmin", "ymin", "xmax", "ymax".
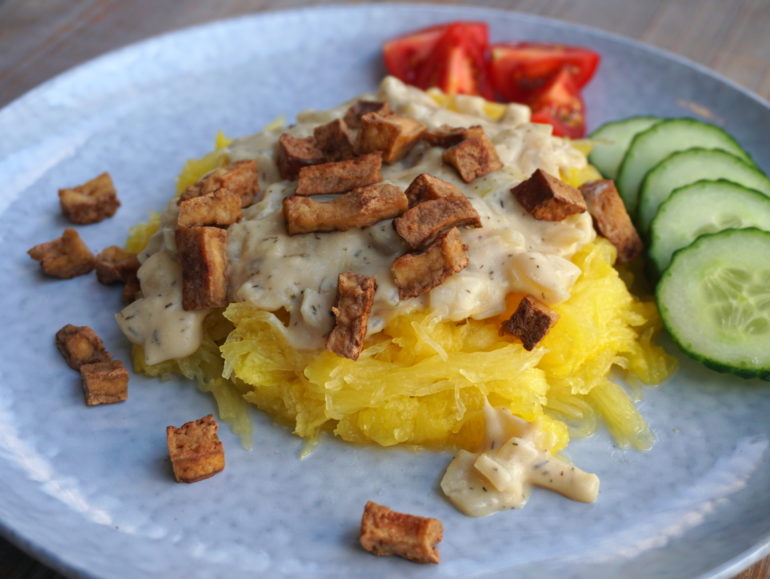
[
  {"xmin": 442, "ymin": 131, "xmax": 503, "ymax": 183},
  {"xmin": 295, "ymin": 153, "xmax": 382, "ymax": 196},
  {"xmin": 394, "ymin": 196, "xmax": 481, "ymax": 250},
  {"xmin": 360, "ymin": 501, "xmax": 443, "ymax": 564},
  {"xmin": 180, "ymin": 160, "xmax": 260, "ymax": 208},
  {"xmin": 326, "ymin": 272, "xmax": 377, "ymax": 361},
  {"xmin": 122, "ymin": 272, "xmax": 141, "ymax": 304},
  {"xmin": 511, "ymin": 169, "xmax": 587, "ymax": 221},
  {"xmin": 94, "ymin": 246, "xmax": 140, "ymax": 285},
  {"xmin": 343, "ymin": 100, "xmax": 391, "ymax": 129},
  {"xmin": 177, "ymin": 190, "xmax": 243, "ymax": 228},
  {"xmin": 579, "ymin": 179, "xmax": 643, "ymax": 264},
  {"xmin": 28, "ymin": 228, "xmax": 94, "ymax": 278},
  {"xmin": 391, "ymin": 227, "xmax": 469, "ymax": 300},
  {"xmin": 500, "ymin": 295, "xmax": 559, "ymax": 351},
  {"xmin": 58, "ymin": 172, "xmax": 120, "ymax": 224},
  {"xmin": 80, "ymin": 360, "xmax": 128, "ymax": 406},
  {"xmin": 284, "ymin": 183, "xmax": 408, "ymax": 235},
  {"xmin": 175, "ymin": 226, "xmax": 229, "ymax": 310},
  {"xmin": 166, "ymin": 414, "xmax": 225, "ymax": 483},
  {"xmin": 55, "ymin": 324, "xmax": 112, "ymax": 370},
  {"xmin": 276, "ymin": 133, "xmax": 325, "ymax": 180},
  {"xmin": 404, "ymin": 173, "xmax": 465, "ymax": 206},
  {"xmin": 423, "ymin": 125, "xmax": 484, "ymax": 148},
  {"xmin": 357, "ymin": 112, "xmax": 425, "ymax": 163},
  {"xmin": 313, "ymin": 119, "xmax": 356, "ymax": 161}
]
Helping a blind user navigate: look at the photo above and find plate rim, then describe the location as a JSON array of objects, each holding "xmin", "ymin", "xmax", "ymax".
[{"xmin": 1, "ymin": 3, "xmax": 769, "ymax": 578}]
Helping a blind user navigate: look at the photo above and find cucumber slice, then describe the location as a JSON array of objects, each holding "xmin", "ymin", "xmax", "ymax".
[
  {"xmin": 638, "ymin": 148, "xmax": 770, "ymax": 234},
  {"xmin": 616, "ymin": 118, "xmax": 755, "ymax": 216},
  {"xmin": 657, "ymin": 228, "xmax": 770, "ymax": 380},
  {"xmin": 588, "ymin": 116, "xmax": 661, "ymax": 180},
  {"xmin": 649, "ymin": 180, "xmax": 770, "ymax": 274}
]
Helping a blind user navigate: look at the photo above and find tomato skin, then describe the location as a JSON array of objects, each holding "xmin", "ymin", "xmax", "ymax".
[
  {"xmin": 528, "ymin": 68, "xmax": 587, "ymax": 138},
  {"xmin": 383, "ymin": 22, "xmax": 493, "ymax": 99},
  {"xmin": 383, "ymin": 25, "xmax": 448, "ymax": 85},
  {"xmin": 489, "ymin": 42, "xmax": 600, "ymax": 102}
]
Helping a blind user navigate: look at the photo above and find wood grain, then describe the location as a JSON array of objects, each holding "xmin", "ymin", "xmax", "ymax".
[{"xmin": 0, "ymin": 1, "xmax": 768, "ymax": 578}]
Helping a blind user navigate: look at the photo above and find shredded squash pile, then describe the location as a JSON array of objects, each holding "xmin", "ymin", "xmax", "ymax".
[{"xmin": 127, "ymin": 128, "xmax": 675, "ymax": 454}]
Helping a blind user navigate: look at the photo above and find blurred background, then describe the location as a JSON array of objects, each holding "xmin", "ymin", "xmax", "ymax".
[{"xmin": 1, "ymin": 0, "xmax": 769, "ymax": 109}]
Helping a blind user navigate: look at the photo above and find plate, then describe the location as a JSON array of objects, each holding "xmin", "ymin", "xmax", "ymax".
[{"xmin": 1, "ymin": 4, "xmax": 769, "ymax": 578}]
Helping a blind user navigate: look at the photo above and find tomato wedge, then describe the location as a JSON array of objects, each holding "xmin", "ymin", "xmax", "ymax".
[
  {"xmin": 489, "ymin": 42, "xmax": 600, "ymax": 102},
  {"xmin": 528, "ymin": 68, "xmax": 586, "ymax": 138},
  {"xmin": 383, "ymin": 24, "xmax": 448, "ymax": 86},
  {"xmin": 383, "ymin": 22, "xmax": 493, "ymax": 99},
  {"xmin": 382, "ymin": 25, "xmax": 600, "ymax": 138}
]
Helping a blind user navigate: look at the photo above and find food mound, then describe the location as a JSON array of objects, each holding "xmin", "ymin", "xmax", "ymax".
[{"xmin": 118, "ymin": 77, "xmax": 674, "ymax": 469}]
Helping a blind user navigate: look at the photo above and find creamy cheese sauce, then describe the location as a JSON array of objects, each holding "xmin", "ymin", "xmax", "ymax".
[
  {"xmin": 115, "ymin": 249, "xmax": 208, "ymax": 365},
  {"xmin": 117, "ymin": 76, "xmax": 594, "ymax": 362},
  {"xmin": 441, "ymin": 404, "xmax": 600, "ymax": 517}
]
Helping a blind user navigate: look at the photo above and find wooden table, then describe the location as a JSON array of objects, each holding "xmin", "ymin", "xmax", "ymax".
[{"xmin": 0, "ymin": 1, "xmax": 768, "ymax": 577}]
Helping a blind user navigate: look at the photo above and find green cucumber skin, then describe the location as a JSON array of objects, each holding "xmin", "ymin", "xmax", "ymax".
[
  {"xmin": 648, "ymin": 179, "xmax": 770, "ymax": 275},
  {"xmin": 637, "ymin": 148, "xmax": 770, "ymax": 235},
  {"xmin": 657, "ymin": 228, "xmax": 770, "ymax": 381},
  {"xmin": 588, "ymin": 116, "xmax": 661, "ymax": 180},
  {"xmin": 615, "ymin": 118, "xmax": 755, "ymax": 216}
]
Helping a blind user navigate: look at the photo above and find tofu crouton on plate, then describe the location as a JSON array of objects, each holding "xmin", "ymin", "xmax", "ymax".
[
  {"xmin": 360, "ymin": 501, "xmax": 443, "ymax": 564},
  {"xmin": 58, "ymin": 172, "xmax": 120, "ymax": 225},
  {"xmin": 28, "ymin": 228, "xmax": 95, "ymax": 279},
  {"xmin": 166, "ymin": 414, "xmax": 225, "ymax": 483},
  {"xmin": 80, "ymin": 360, "xmax": 129, "ymax": 406},
  {"xmin": 55, "ymin": 324, "xmax": 112, "ymax": 370}
]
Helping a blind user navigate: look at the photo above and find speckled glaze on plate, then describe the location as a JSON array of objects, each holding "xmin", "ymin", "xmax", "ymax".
[{"xmin": 1, "ymin": 4, "xmax": 769, "ymax": 578}]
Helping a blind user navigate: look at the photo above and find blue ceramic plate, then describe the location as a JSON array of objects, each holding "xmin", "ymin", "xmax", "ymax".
[{"xmin": 1, "ymin": 5, "xmax": 768, "ymax": 578}]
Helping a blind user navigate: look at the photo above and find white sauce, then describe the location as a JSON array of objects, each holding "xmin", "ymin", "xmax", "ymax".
[
  {"xmin": 115, "ymin": 250, "xmax": 208, "ymax": 365},
  {"xmin": 441, "ymin": 405, "xmax": 600, "ymax": 517},
  {"xmin": 117, "ymin": 76, "xmax": 595, "ymax": 363}
]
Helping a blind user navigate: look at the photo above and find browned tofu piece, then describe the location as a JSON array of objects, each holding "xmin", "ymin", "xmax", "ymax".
[
  {"xmin": 177, "ymin": 190, "xmax": 243, "ymax": 228},
  {"xmin": 276, "ymin": 133, "xmax": 326, "ymax": 180},
  {"xmin": 122, "ymin": 271, "xmax": 141, "ymax": 304},
  {"xmin": 343, "ymin": 100, "xmax": 391, "ymax": 129},
  {"xmin": 500, "ymin": 295, "xmax": 559, "ymax": 351},
  {"xmin": 295, "ymin": 153, "xmax": 382, "ymax": 196},
  {"xmin": 404, "ymin": 173, "xmax": 465, "ymax": 206},
  {"xmin": 442, "ymin": 131, "xmax": 503, "ymax": 183},
  {"xmin": 360, "ymin": 501, "xmax": 443, "ymax": 564},
  {"xmin": 166, "ymin": 414, "xmax": 225, "ymax": 483},
  {"xmin": 58, "ymin": 172, "xmax": 120, "ymax": 225},
  {"xmin": 579, "ymin": 179, "xmax": 643, "ymax": 264},
  {"xmin": 391, "ymin": 227, "xmax": 468, "ymax": 300},
  {"xmin": 284, "ymin": 183, "xmax": 408, "ymax": 235},
  {"xmin": 394, "ymin": 197, "xmax": 481, "ymax": 250},
  {"xmin": 511, "ymin": 169, "xmax": 587, "ymax": 221},
  {"xmin": 357, "ymin": 112, "xmax": 426, "ymax": 163},
  {"xmin": 313, "ymin": 119, "xmax": 356, "ymax": 162},
  {"xmin": 55, "ymin": 324, "xmax": 112, "ymax": 370},
  {"xmin": 94, "ymin": 246, "xmax": 140, "ymax": 285},
  {"xmin": 80, "ymin": 360, "xmax": 128, "ymax": 406},
  {"xmin": 175, "ymin": 226, "xmax": 229, "ymax": 310},
  {"xmin": 180, "ymin": 160, "xmax": 260, "ymax": 208},
  {"xmin": 28, "ymin": 228, "xmax": 94, "ymax": 278},
  {"xmin": 326, "ymin": 272, "xmax": 377, "ymax": 361},
  {"xmin": 423, "ymin": 124, "xmax": 484, "ymax": 148}
]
